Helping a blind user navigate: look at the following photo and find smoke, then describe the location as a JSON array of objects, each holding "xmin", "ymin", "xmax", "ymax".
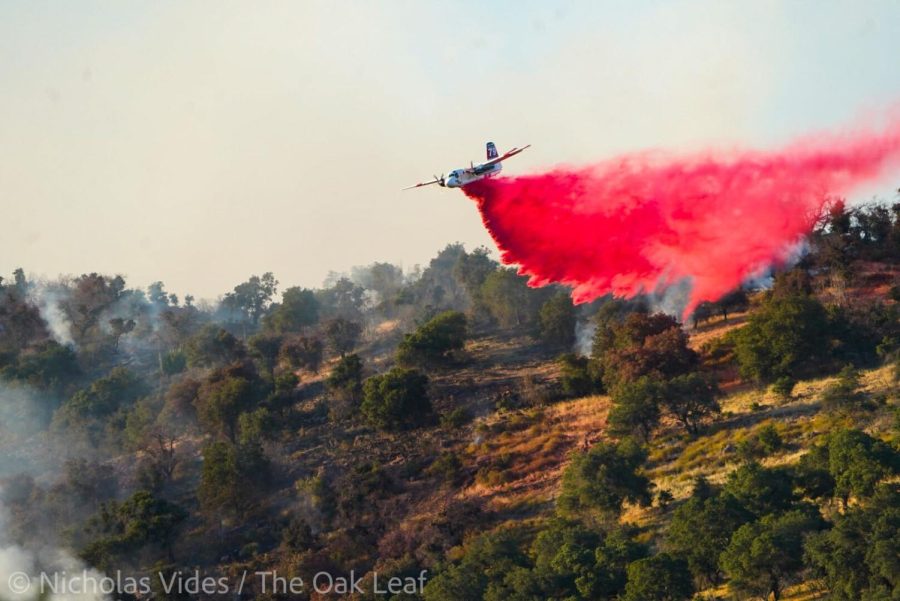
[
  {"xmin": 0, "ymin": 492, "xmax": 108, "ymax": 601},
  {"xmin": 0, "ymin": 385, "xmax": 55, "ymax": 479},
  {"xmin": 26, "ymin": 284, "xmax": 74, "ymax": 348},
  {"xmin": 573, "ymin": 319, "xmax": 595, "ymax": 356},
  {"xmin": 463, "ymin": 119, "xmax": 900, "ymax": 317}
]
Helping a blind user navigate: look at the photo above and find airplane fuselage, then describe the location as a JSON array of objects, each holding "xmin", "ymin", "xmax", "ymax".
[
  {"xmin": 403, "ymin": 142, "xmax": 528, "ymax": 191},
  {"xmin": 444, "ymin": 161, "xmax": 503, "ymax": 188}
]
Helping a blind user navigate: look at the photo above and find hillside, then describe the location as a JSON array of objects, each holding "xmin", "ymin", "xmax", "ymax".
[{"xmin": 0, "ymin": 200, "xmax": 899, "ymax": 601}]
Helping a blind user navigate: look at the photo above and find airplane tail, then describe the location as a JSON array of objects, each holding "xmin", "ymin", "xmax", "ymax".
[{"xmin": 486, "ymin": 142, "xmax": 498, "ymax": 160}]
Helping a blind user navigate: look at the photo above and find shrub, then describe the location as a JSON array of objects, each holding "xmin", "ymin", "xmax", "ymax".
[
  {"xmin": 733, "ymin": 293, "xmax": 832, "ymax": 382},
  {"xmin": 397, "ymin": 311, "xmax": 467, "ymax": 368},
  {"xmin": 622, "ymin": 553, "xmax": 694, "ymax": 601},
  {"xmin": 325, "ymin": 353, "xmax": 364, "ymax": 420},
  {"xmin": 821, "ymin": 364, "xmax": 865, "ymax": 412},
  {"xmin": 721, "ymin": 510, "xmax": 825, "ymax": 601},
  {"xmin": 557, "ymin": 353, "xmax": 602, "ymax": 398},
  {"xmin": 538, "ymin": 293, "xmax": 576, "ymax": 347},
  {"xmin": 440, "ymin": 407, "xmax": 472, "ymax": 429},
  {"xmin": 557, "ymin": 439, "xmax": 651, "ymax": 518},
  {"xmin": 428, "ymin": 452, "xmax": 464, "ymax": 484},
  {"xmin": 658, "ymin": 372, "xmax": 720, "ymax": 435},
  {"xmin": 361, "ymin": 368, "xmax": 432, "ymax": 430},
  {"xmin": 608, "ymin": 377, "xmax": 662, "ymax": 441},
  {"xmin": 771, "ymin": 375, "xmax": 796, "ymax": 400}
]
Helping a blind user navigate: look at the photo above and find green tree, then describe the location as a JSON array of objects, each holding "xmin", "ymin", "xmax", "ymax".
[
  {"xmin": 220, "ymin": 272, "xmax": 278, "ymax": 328},
  {"xmin": 621, "ymin": 553, "xmax": 694, "ymax": 601},
  {"xmin": 557, "ymin": 439, "xmax": 651, "ymax": 519},
  {"xmin": 279, "ymin": 335, "xmax": 324, "ymax": 373},
  {"xmin": 557, "ymin": 353, "xmax": 601, "ymax": 398},
  {"xmin": 480, "ymin": 267, "xmax": 546, "ymax": 328},
  {"xmin": 55, "ymin": 368, "xmax": 148, "ymax": 446},
  {"xmin": 733, "ymin": 293, "xmax": 832, "ymax": 381},
  {"xmin": 1, "ymin": 339, "xmax": 80, "ymax": 395},
  {"xmin": 665, "ymin": 490, "xmax": 751, "ymax": 586},
  {"xmin": 608, "ymin": 376, "xmax": 663, "ymax": 441},
  {"xmin": 194, "ymin": 375, "xmax": 258, "ymax": 441},
  {"xmin": 422, "ymin": 526, "xmax": 532, "ymax": 601},
  {"xmin": 594, "ymin": 312, "xmax": 697, "ymax": 390},
  {"xmin": 323, "ymin": 317, "xmax": 362, "ymax": 357},
  {"xmin": 184, "ymin": 325, "xmax": 245, "ymax": 368},
  {"xmin": 826, "ymin": 428, "xmax": 900, "ymax": 507},
  {"xmin": 538, "ymin": 293, "xmax": 576, "ymax": 348},
  {"xmin": 721, "ymin": 510, "xmax": 825, "ymax": 601},
  {"xmin": 264, "ymin": 286, "xmax": 319, "ymax": 333},
  {"xmin": 804, "ymin": 485, "xmax": 900, "ymax": 600},
  {"xmin": 80, "ymin": 490, "xmax": 187, "ymax": 569},
  {"xmin": 723, "ymin": 462, "xmax": 795, "ymax": 518},
  {"xmin": 658, "ymin": 372, "xmax": 720, "ymax": 435},
  {"xmin": 530, "ymin": 521, "xmax": 645, "ymax": 599},
  {"xmin": 820, "ymin": 364, "xmax": 865, "ymax": 413},
  {"xmin": 325, "ymin": 353, "xmax": 364, "ymax": 419},
  {"xmin": 198, "ymin": 440, "xmax": 270, "ymax": 515},
  {"xmin": 316, "ymin": 277, "xmax": 366, "ymax": 321},
  {"xmin": 361, "ymin": 368, "xmax": 431, "ymax": 430},
  {"xmin": 792, "ymin": 444, "xmax": 836, "ymax": 501},
  {"xmin": 247, "ymin": 332, "xmax": 283, "ymax": 380},
  {"xmin": 351, "ymin": 262, "xmax": 405, "ymax": 306},
  {"xmin": 397, "ymin": 310, "xmax": 467, "ymax": 368},
  {"xmin": 452, "ymin": 246, "xmax": 498, "ymax": 314}
]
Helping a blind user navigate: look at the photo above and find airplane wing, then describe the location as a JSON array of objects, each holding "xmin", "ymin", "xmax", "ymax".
[
  {"xmin": 481, "ymin": 144, "xmax": 531, "ymax": 167},
  {"xmin": 402, "ymin": 177, "xmax": 442, "ymax": 191}
]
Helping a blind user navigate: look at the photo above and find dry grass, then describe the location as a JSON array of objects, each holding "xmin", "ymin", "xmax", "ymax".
[{"xmin": 459, "ymin": 395, "xmax": 610, "ymax": 513}]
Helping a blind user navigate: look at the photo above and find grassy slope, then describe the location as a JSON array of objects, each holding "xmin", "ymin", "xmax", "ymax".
[{"xmin": 181, "ymin": 263, "xmax": 897, "ymax": 599}]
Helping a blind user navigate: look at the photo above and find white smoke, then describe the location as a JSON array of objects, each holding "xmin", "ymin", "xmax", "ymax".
[
  {"xmin": 26, "ymin": 284, "xmax": 74, "ymax": 348},
  {"xmin": 648, "ymin": 276, "xmax": 694, "ymax": 321},
  {"xmin": 574, "ymin": 319, "xmax": 596, "ymax": 356},
  {"xmin": 0, "ymin": 493, "xmax": 108, "ymax": 601},
  {"xmin": 0, "ymin": 386, "xmax": 53, "ymax": 479}
]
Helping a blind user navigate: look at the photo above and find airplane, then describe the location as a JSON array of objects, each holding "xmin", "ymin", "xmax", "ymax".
[{"xmin": 403, "ymin": 141, "xmax": 531, "ymax": 190}]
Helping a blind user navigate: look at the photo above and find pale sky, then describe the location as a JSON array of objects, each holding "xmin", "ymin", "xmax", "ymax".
[{"xmin": 2, "ymin": 1, "xmax": 899, "ymax": 301}]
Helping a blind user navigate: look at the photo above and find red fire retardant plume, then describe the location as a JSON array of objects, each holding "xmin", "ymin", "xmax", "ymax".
[{"xmin": 463, "ymin": 124, "xmax": 900, "ymax": 317}]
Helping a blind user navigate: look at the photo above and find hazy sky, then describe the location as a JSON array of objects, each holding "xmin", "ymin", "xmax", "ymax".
[{"xmin": 2, "ymin": 1, "xmax": 899, "ymax": 301}]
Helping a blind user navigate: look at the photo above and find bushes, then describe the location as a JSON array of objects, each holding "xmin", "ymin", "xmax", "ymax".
[
  {"xmin": 608, "ymin": 372, "xmax": 719, "ymax": 440},
  {"xmin": 538, "ymin": 292, "xmax": 576, "ymax": 347},
  {"xmin": 325, "ymin": 353, "xmax": 364, "ymax": 419},
  {"xmin": 733, "ymin": 293, "xmax": 832, "ymax": 381},
  {"xmin": 480, "ymin": 268, "xmax": 545, "ymax": 328},
  {"xmin": 557, "ymin": 353, "xmax": 602, "ymax": 398},
  {"xmin": 665, "ymin": 489, "xmax": 751, "ymax": 587},
  {"xmin": 658, "ymin": 372, "xmax": 720, "ymax": 435},
  {"xmin": 557, "ymin": 439, "xmax": 651, "ymax": 518},
  {"xmin": 737, "ymin": 423, "xmax": 784, "ymax": 461},
  {"xmin": 396, "ymin": 311, "xmax": 467, "ymax": 368},
  {"xmin": 622, "ymin": 553, "xmax": 694, "ymax": 601},
  {"xmin": 820, "ymin": 364, "xmax": 865, "ymax": 412},
  {"xmin": 440, "ymin": 407, "xmax": 471, "ymax": 429},
  {"xmin": 720, "ymin": 510, "xmax": 826, "ymax": 601},
  {"xmin": 198, "ymin": 440, "xmax": 271, "ymax": 516},
  {"xmin": 771, "ymin": 375, "xmax": 796, "ymax": 400},
  {"xmin": 361, "ymin": 367, "xmax": 432, "ymax": 430},
  {"xmin": 804, "ymin": 485, "xmax": 900, "ymax": 600},
  {"xmin": 608, "ymin": 377, "xmax": 663, "ymax": 441}
]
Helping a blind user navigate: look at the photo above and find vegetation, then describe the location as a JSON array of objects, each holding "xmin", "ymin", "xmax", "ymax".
[
  {"xmin": 396, "ymin": 310, "xmax": 467, "ymax": 367},
  {"xmin": 2, "ymin": 200, "xmax": 899, "ymax": 600},
  {"xmin": 361, "ymin": 367, "xmax": 432, "ymax": 430}
]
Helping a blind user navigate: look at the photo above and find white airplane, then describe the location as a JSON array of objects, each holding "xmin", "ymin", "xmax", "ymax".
[{"xmin": 404, "ymin": 141, "xmax": 531, "ymax": 190}]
